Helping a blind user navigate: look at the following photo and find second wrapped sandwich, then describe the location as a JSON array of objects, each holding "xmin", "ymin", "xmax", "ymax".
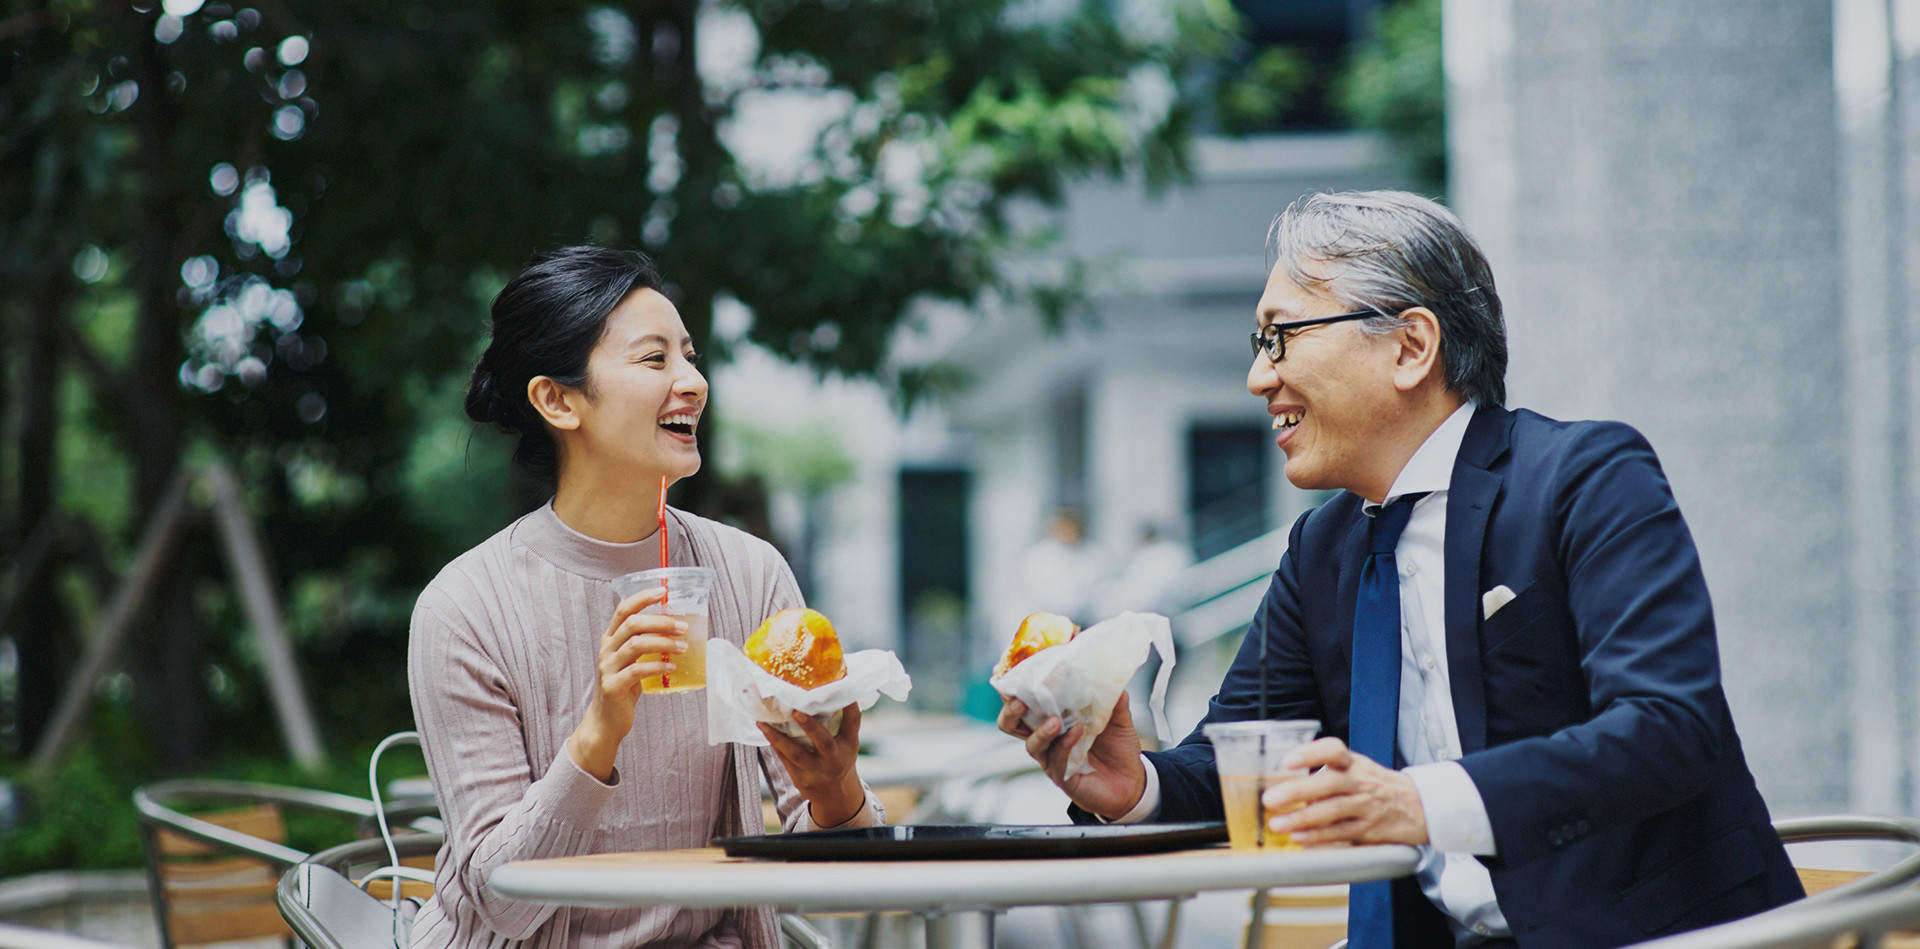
[{"xmin": 990, "ymin": 611, "xmax": 1176, "ymax": 777}]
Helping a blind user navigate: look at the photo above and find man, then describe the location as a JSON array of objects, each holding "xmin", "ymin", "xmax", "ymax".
[{"xmin": 999, "ymin": 190, "xmax": 1802, "ymax": 948}]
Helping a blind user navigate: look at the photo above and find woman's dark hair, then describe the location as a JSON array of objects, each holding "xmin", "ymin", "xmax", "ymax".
[{"xmin": 466, "ymin": 246, "xmax": 665, "ymax": 486}]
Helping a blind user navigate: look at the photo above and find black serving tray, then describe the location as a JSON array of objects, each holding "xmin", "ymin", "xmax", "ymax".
[{"xmin": 713, "ymin": 822, "xmax": 1228, "ymax": 861}]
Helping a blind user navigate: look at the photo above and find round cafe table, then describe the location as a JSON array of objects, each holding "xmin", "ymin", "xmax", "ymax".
[{"xmin": 489, "ymin": 839, "xmax": 1420, "ymax": 949}]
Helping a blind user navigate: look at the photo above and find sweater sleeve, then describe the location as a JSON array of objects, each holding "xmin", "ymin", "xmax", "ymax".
[{"xmin": 409, "ymin": 592, "xmax": 617, "ymax": 940}]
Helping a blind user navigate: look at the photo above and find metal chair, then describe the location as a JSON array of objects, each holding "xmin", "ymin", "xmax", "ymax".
[
  {"xmin": 133, "ymin": 779, "xmax": 435, "ymax": 949},
  {"xmin": 1255, "ymin": 815, "xmax": 1920, "ymax": 949},
  {"xmin": 276, "ymin": 834, "xmax": 441, "ymax": 949},
  {"xmin": 1775, "ymin": 815, "xmax": 1920, "ymax": 902},
  {"xmin": 1621, "ymin": 883, "xmax": 1920, "ymax": 949}
]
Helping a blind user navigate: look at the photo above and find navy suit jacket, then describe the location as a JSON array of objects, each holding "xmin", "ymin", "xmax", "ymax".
[{"xmin": 1102, "ymin": 406, "xmax": 1803, "ymax": 948}]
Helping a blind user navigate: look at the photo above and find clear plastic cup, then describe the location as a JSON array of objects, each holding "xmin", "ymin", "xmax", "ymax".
[
  {"xmin": 1204, "ymin": 719, "xmax": 1321, "ymax": 850},
  {"xmin": 612, "ymin": 566, "xmax": 717, "ymax": 694}
]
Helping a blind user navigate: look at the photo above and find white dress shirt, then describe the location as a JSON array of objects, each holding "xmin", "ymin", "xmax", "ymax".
[{"xmin": 1115, "ymin": 401, "xmax": 1510, "ymax": 946}]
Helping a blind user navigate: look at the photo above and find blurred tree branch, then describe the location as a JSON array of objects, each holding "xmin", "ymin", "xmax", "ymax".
[
  {"xmin": 0, "ymin": 0, "xmax": 1244, "ymax": 769},
  {"xmin": 1338, "ymin": 0, "xmax": 1444, "ymax": 191}
]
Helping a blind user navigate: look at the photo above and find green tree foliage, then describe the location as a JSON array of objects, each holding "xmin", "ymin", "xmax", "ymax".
[
  {"xmin": 1338, "ymin": 0, "xmax": 1444, "ymax": 190},
  {"xmin": 0, "ymin": 0, "xmax": 1240, "ymax": 786},
  {"xmin": 1211, "ymin": 44, "xmax": 1311, "ymax": 136}
]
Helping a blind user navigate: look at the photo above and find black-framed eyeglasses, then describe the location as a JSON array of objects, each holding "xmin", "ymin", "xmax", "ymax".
[{"xmin": 1249, "ymin": 310, "xmax": 1378, "ymax": 363}]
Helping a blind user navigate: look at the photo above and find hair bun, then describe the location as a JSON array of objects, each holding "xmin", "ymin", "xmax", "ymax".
[{"xmin": 465, "ymin": 360, "xmax": 509, "ymax": 427}]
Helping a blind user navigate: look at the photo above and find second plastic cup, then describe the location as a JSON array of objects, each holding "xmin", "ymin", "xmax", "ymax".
[
  {"xmin": 1204, "ymin": 719, "xmax": 1321, "ymax": 850},
  {"xmin": 612, "ymin": 566, "xmax": 717, "ymax": 694}
]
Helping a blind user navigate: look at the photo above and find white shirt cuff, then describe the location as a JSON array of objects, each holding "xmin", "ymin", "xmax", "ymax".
[
  {"xmin": 1101, "ymin": 755, "xmax": 1162, "ymax": 824},
  {"xmin": 794, "ymin": 785, "xmax": 884, "ymax": 832},
  {"xmin": 1405, "ymin": 761, "xmax": 1497, "ymax": 855}
]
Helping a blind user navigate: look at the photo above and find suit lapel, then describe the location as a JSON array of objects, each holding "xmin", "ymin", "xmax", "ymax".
[{"xmin": 1444, "ymin": 406, "xmax": 1512, "ymax": 754}]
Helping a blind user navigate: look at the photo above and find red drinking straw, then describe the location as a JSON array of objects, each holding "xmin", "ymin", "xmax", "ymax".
[{"xmin": 657, "ymin": 475, "xmax": 670, "ymax": 689}]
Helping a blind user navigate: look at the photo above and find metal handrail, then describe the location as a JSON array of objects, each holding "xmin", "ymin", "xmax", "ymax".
[
  {"xmin": 1267, "ymin": 816, "xmax": 1920, "ymax": 949},
  {"xmin": 1626, "ymin": 883, "xmax": 1920, "ymax": 949},
  {"xmin": 134, "ymin": 779, "xmax": 389, "ymax": 871},
  {"xmin": 134, "ymin": 779, "xmax": 441, "ymax": 870},
  {"xmin": 1775, "ymin": 815, "xmax": 1920, "ymax": 903}
]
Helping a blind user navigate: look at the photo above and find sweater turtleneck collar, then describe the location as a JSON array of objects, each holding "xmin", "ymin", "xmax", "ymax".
[{"xmin": 511, "ymin": 500, "xmax": 695, "ymax": 581}]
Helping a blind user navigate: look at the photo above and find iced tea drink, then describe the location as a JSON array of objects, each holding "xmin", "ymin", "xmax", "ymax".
[
  {"xmin": 1205, "ymin": 720, "xmax": 1320, "ymax": 850},
  {"xmin": 612, "ymin": 566, "xmax": 716, "ymax": 694}
]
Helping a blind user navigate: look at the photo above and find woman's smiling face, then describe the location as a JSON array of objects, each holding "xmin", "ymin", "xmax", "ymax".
[{"xmin": 563, "ymin": 286, "xmax": 708, "ymax": 483}]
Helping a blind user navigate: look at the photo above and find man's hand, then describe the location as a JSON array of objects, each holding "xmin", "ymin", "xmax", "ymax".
[
  {"xmin": 1262, "ymin": 737, "xmax": 1430, "ymax": 846},
  {"xmin": 998, "ymin": 692, "xmax": 1147, "ymax": 821}
]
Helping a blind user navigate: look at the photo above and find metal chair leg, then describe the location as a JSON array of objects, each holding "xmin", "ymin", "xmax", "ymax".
[
  {"xmin": 1245, "ymin": 889, "xmax": 1269, "ymax": 949},
  {"xmin": 1158, "ymin": 896, "xmax": 1186, "ymax": 949}
]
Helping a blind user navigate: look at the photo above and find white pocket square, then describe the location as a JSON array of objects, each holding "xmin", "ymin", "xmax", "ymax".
[{"xmin": 1482, "ymin": 585, "xmax": 1517, "ymax": 620}]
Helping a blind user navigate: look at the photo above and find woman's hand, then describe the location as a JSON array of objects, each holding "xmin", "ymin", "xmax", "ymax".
[
  {"xmin": 761, "ymin": 703, "xmax": 865, "ymax": 829},
  {"xmin": 567, "ymin": 587, "xmax": 686, "ymax": 782}
]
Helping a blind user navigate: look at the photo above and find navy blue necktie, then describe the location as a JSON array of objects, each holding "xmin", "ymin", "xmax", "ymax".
[{"xmin": 1347, "ymin": 494, "xmax": 1425, "ymax": 949}]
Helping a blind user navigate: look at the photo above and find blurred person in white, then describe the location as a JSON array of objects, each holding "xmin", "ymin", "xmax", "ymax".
[
  {"xmin": 1017, "ymin": 507, "xmax": 1108, "ymax": 627},
  {"xmin": 407, "ymin": 246, "xmax": 884, "ymax": 949},
  {"xmin": 1094, "ymin": 521, "xmax": 1193, "ymax": 617}
]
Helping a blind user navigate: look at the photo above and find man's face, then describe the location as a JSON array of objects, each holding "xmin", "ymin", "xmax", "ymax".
[{"xmin": 1246, "ymin": 260, "xmax": 1407, "ymax": 496}]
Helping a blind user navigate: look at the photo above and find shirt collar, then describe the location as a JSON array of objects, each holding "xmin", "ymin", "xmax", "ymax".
[{"xmin": 1364, "ymin": 401, "xmax": 1477, "ymax": 514}]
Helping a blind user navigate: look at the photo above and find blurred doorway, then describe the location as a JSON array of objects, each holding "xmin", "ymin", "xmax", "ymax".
[
  {"xmin": 898, "ymin": 468, "xmax": 970, "ymax": 711},
  {"xmin": 1188, "ymin": 423, "xmax": 1270, "ymax": 560}
]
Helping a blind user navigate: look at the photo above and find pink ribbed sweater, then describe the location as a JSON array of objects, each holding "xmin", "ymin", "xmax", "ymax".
[{"xmin": 407, "ymin": 503, "xmax": 879, "ymax": 949}]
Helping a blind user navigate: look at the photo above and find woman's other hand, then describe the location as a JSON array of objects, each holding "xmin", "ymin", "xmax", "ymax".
[
  {"xmin": 567, "ymin": 586, "xmax": 686, "ymax": 782},
  {"xmin": 761, "ymin": 703, "xmax": 865, "ymax": 828}
]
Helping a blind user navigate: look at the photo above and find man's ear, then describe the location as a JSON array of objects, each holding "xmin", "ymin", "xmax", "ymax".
[
  {"xmin": 527, "ymin": 376, "xmax": 583, "ymax": 431},
  {"xmin": 1391, "ymin": 307, "xmax": 1443, "ymax": 393}
]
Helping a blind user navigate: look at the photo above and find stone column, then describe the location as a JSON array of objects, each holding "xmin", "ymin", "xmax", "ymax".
[
  {"xmin": 1446, "ymin": 0, "xmax": 1847, "ymax": 813},
  {"xmin": 1835, "ymin": 0, "xmax": 1910, "ymax": 816}
]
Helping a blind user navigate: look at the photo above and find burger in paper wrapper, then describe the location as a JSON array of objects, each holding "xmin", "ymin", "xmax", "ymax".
[
  {"xmin": 993, "ymin": 612, "xmax": 1079, "ymax": 678},
  {"xmin": 707, "ymin": 609, "xmax": 911, "ymax": 748},
  {"xmin": 990, "ymin": 611, "xmax": 1177, "ymax": 777},
  {"xmin": 747, "ymin": 608, "xmax": 847, "ymax": 690}
]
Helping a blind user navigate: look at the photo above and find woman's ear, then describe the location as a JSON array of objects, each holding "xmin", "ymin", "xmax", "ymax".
[
  {"xmin": 527, "ymin": 376, "xmax": 583, "ymax": 431},
  {"xmin": 1391, "ymin": 307, "xmax": 1444, "ymax": 393}
]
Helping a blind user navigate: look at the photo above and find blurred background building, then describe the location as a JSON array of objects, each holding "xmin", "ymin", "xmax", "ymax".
[{"xmin": 730, "ymin": 0, "xmax": 1920, "ymax": 824}]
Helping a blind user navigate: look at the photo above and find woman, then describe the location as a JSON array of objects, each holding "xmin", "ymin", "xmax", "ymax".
[{"xmin": 408, "ymin": 246, "xmax": 881, "ymax": 949}]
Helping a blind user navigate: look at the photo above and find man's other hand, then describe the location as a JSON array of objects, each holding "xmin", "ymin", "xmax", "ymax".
[
  {"xmin": 998, "ymin": 692, "xmax": 1147, "ymax": 821},
  {"xmin": 1262, "ymin": 736, "xmax": 1430, "ymax": 846}
]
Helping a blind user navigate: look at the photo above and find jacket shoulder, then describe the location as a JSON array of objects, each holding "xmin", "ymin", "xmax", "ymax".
[{"xmin": 1507, "ymin": 408, "xmax": 1652, "ymax": 453}]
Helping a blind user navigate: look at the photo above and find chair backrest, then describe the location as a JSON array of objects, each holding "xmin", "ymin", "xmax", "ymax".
[
  {"xmin": 141, "ymin": 803, "xmax": 293, "ymax": 948},
  {"xmin": 134, "ymin": 778, "xmax": 402, "ymax": 949}
]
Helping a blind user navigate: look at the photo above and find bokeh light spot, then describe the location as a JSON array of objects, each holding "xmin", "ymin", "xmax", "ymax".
[
  {"xmin": 72, "ymin": 246, "xmax": 109, "ymax": 284},
  {"xmin": 271, "ymin": 105, "xmax": 306, "ymax": 140},
  {"xmin": 209, "ymin": 162, "xmax": 239, "ymax": 196}
]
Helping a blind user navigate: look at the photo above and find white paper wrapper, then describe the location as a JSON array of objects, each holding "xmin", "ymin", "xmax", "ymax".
[
  {"xmin": 707, "ymin": 639, "xmax": 913, "ymax": 747},
  {"xmin": 990, "ymin": 611, "xmax": 1177, "ymax": 777}
]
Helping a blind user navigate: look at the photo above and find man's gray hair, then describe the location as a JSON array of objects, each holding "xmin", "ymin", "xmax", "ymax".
[{"xmin": 1266, "ymin": 190, "xmax": 1507, "ymax": 408}]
